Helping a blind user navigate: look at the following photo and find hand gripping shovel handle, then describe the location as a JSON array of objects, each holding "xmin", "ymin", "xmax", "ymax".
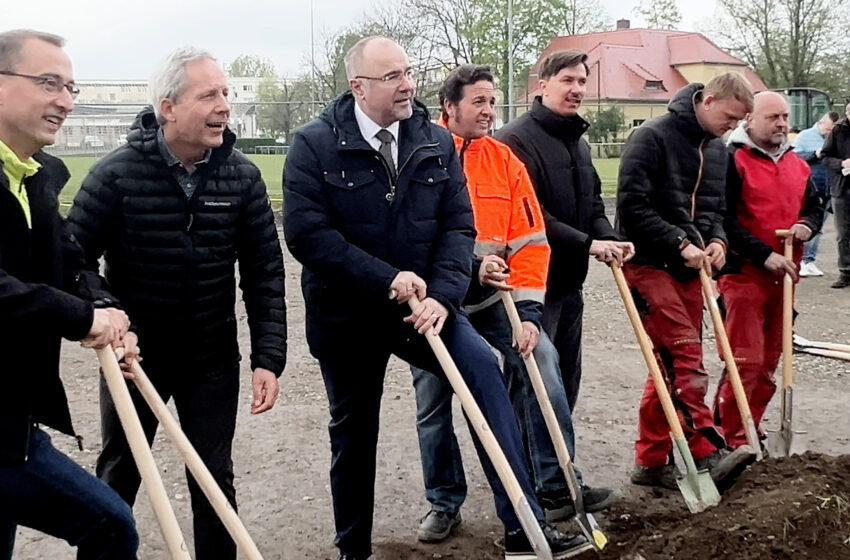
[
  {"xmin": 495, "ymin": 287, "xmax": 607, "ymax": 551},
  {"xmin": 96, "ymin": 347, "xmax": 192, "ymax": 559},
  {"xmin": 394, "ymin": 292, "xmax": 552, "ymax": 560},
  {"xmin": 698, "ymin": 266, "xmax": 762, "ymax": 460},
  {"xmin": 116, "ymin": 352, "xmax": 264, "ymax": 559},
  {"xmin": 610, "ymin": 264, "xmax": 720, "ymax": 513}
]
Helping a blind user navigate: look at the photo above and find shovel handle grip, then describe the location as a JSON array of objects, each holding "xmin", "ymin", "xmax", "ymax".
[{"xmin": 610, "ymin": 265, "xmax": 687, "ymax": 441}]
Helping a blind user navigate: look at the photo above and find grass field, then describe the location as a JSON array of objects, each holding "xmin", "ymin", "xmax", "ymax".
[{"xmin": 58, "ymin": 155, "xmax": 619, "ymax": 210}]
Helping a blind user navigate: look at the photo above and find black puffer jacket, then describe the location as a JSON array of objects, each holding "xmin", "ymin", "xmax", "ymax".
[
  {"xmin": 822, "ymin": 117, "xmax": 850, "ymax": 197},
  {"xmin": 68, "ymin": 108, "xmax": 286, "ymax": 374},
  {"xmin": 0, "ymin": 152, "xmax": 112, "ymax": 464},
  {"xmin": 617, "ymin": 84, "xmax": 728, "ymax": 279},
  {"xmin": 496, "ymin": 97, "xmax": 617, "ymax": 294},
  {"xmin": 283, "ymin": 92, "xmax": 474, "ymax": 359}
]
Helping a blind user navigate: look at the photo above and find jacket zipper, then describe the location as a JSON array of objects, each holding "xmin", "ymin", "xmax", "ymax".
[
  {"xmin": 385, "ymin": 141, "xmax": 440, "ymax": 204},
  {"xmin": 690, "ymin": 136, "xmax": 707, "ymax": 247}
]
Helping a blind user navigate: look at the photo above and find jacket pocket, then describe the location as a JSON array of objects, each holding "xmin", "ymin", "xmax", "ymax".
[
  {"xmin": 473, "ymin": 183, "xmax": 511, "ymax": 238},
  {"xmin": 323, "ymin": 171, "xmax": 376, "ymax": 190}
]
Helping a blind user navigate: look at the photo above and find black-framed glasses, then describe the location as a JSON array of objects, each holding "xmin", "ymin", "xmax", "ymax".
[
  {"xmin": 0, "ymin": 71, "xmax": 80, "ymax": 99},
  {"xmin": 354, "ymin": 68, "xmax": 415, "ymax": 86}
]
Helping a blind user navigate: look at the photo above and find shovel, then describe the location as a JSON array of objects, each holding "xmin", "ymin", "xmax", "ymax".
[
  {"xmin": 396, "ymin": 292, "xmax": 553, "ymax": 560},
  {"xmin": 768, "ymin": 230, "xmax": 800, "ymax": 457},
  {"xmin": 495, "ymin": 287, "xmax": 606, "ymax": 552},
  {"xmin": 611, "ymin": 264, "xmax": 721, "ymax": 513},
  {"xmin": 698, "ymin": 266, "xmax": 763, "ymax": 460},
  {"xmin": 96, "ymin": 347, "xmax": 192, "ymax": 559},
  {"xmin": 793, "ymin": 333, "xmax": 850, "ymax": 360},
  {"xmin": 114, "ymin": 350, "xmax": 265, "ymax": 559}
]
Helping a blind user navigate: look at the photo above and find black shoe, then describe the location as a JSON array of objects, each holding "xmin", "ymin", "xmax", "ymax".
[
  {"xmin": 630, "ymin": 463, "xmax": 679, "ymax": 490},
  {"xmin": 698, "ymin": 445, "xmax": 756, "ymax": 489},
  {"xmin": 540, "ymin": 486, "xmax": 619, "ymax": 522},
  {"xmin": 339, "ymin": 555, "xmax": 369, "ymax": 560},
  {"xmin": 831, "ymin": 275, "xmax": 850, "ymax": 288},
  {"xmin": 504, "ymin": 521, "xmax": 590, "ymax": 559},
  {"xmin": 417, "ymin": 509, "xmax": 461, "ymax": 543}
]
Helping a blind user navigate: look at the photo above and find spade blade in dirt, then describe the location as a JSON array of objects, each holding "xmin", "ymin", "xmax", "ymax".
[{"xmin": 674, "ymin": 437, "xmax": 721, "ymax": 514}]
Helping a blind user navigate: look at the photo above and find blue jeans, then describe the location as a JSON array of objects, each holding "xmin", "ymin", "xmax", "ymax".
[
  {"xmin": 804, "ymin": 166, "xmax": 830, "ymax": 264},
  {"xmin": 412, "ymin": 301, "xmax": 579, "ymax": 507},
  {"xmin": 320, "ymin": 311, "xmax": 543, "ymax": 558},
  {"xmin": 0, "ymin": 428, "xmax": 138, "ymax": 560}
]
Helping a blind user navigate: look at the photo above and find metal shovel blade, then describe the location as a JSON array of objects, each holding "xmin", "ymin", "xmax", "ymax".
[
  {"xmin": 767, "ymin": 387, "xmax": 806, "ymax": 457},
  {"xmin": 674, "ymin": 439, "xmax": 721, "ymax": 513}
]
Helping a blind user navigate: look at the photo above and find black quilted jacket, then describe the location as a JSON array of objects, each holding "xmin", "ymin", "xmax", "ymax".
[{"xmin": 68, "ymin": 108, "xmax": 287, "ymax": 374}]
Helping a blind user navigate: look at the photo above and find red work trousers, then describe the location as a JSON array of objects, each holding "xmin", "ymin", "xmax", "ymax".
[
  {"xmin": 714, "ymin": 265, "xmax": 785, "ymax": 448},
  {"xmin": 623, "ymin": 264, "xmax": 724, "ymax": 467}
]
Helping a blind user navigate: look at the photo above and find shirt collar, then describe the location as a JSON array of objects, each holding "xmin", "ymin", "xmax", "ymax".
[
  {"xmin": 0, "ymin": 138, "xmax": 41, "ymax": 183},
  {"xmin": 354, "ymin": 102, "xmax": 400, "ymax": 144},
  {"xmin": 157, "ymin": 127, "xmax": 211, "ymax": 168}
]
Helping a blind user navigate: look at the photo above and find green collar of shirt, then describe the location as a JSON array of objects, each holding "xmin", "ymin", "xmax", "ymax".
[{"xmin": 0, "ymin": 139, "xmax": 41, "ymax": 229}]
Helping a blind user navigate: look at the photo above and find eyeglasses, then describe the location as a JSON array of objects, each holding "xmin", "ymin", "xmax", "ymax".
[
  {"xmin": 0, "ymin": 71, "xmax": 80, "ymax": 99},
  {"xmin": 355, "ymin": 69, "xmax": 416, "ymax": 87}
]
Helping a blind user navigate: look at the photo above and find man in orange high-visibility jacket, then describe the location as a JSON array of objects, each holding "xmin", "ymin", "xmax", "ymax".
[{"xmin": 410, "ymin": 64, "xmax": 617, "ymax": 546}]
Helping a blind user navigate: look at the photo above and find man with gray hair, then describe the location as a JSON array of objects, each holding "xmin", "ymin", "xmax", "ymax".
[
  {"xmin": 68, "ymin": 47, "xmax": 287, "ymax": 560},
  {"xmin": 0, "ymin": 29, "xmax": 138, "ymax": 558}
]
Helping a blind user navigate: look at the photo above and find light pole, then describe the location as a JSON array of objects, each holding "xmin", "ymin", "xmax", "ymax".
[{"xmin": 508, "ymin": 0, "xmax": 514, "ymax": 122}]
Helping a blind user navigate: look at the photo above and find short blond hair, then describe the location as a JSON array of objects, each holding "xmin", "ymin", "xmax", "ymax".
[{"xmin": 704, "ymin": 72, "xmax": 755, "ymax": 112}]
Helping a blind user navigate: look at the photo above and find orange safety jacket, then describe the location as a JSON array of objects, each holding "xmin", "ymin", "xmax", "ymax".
[{"xmin": 445, "ymin": 125, "xmax": 551, "ymax": 321}]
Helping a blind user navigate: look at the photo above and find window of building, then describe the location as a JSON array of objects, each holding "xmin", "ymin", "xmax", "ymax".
[
  {"xmin": 644, "ymin": 80, "xmax": 663, "ymax": 91},
  {"xmin": 243, "ymin": 84, "xmax": 252, "ymax": 92},
  {"xmin": 632, "ymin": 119, "xmax": 646, "ymax": 127},
  {"xmin": 109, "ymin": 93, "xmax": 116, "ymax": 101}
]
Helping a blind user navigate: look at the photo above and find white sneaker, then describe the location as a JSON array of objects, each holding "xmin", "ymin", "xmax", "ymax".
[
  {"xmin": 800, "ymin": 262, "xmax": 812, "ymax": 277},
  {"xmin": 806, "ymin": 262, "xmax": 823, "ymax": 276}
]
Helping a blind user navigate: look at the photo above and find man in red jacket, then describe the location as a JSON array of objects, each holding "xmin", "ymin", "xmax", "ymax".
[{"xmin": 716, "ymin": 91, "xmax": 823, "ymax": 449}]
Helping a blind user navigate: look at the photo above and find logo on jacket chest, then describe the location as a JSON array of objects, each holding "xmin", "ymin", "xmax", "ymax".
[{"xmin": 203, "ymin": 200, "xmax": 233, "ymax": 207}]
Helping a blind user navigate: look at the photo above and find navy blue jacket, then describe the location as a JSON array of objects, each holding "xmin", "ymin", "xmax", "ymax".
[{"xmin": 283, "ymin": 92, "xmax": 474, "ymax": 358}]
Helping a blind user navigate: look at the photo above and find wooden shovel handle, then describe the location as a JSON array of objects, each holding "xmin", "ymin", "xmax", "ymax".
[
  {"xmin": 698, "ymin": 267, "xmax": 756, "ymax": 424},
  {"xmin": 780, "ymin": 232, "xmax": 794, "ymax": 389},
  {"xmin": 610, "ymin": 265, "xmax": 687, "ymax": 441},
  {"xmin": 96, "ymin": 348, "xmax": 191, "ymax": 560},
  {"xmin": 123, "ymin": 357, "xmax": 264, "ymax": 560}
]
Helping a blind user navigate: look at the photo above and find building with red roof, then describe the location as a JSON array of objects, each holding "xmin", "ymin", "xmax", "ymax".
[{"xmin": 522, "ymin": 20, "xmax": 767, "ymax": 132}]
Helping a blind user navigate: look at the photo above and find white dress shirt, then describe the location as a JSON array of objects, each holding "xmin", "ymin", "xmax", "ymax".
[{"xmin": 354, "ymin": 102, "xmax": 400, "ymax": 168}]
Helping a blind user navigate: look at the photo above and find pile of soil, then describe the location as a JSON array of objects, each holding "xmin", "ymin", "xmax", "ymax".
[{"xmin": 600, "ymin": 452, "xmax": 850, "ymax": 559}]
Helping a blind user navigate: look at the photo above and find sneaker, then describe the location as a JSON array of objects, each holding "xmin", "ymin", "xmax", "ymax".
[
  {"xmin": 541, "ymin": 486, "xmax": 619, "ymax": 522},
  {"xmin": 630, "ymin": 463, "xmax": 679, "ymax": 490},
  {"xmin": 696, "ymin": 445, "xmax": 757, "ymax": 489},
  {"xmin": 504, "ymin": 522, "xmax": 590, "ymax": 559},
  {"xmin": 417, "ymin": 509, "xmax": 461, "ymax": 543},
  {"xmin": 801, "ymin": 262, "xmax": 824, "ymax": 277},
  {"xmin": 831, "ymin": 275, "xmax": 850, "ymax": 288}
]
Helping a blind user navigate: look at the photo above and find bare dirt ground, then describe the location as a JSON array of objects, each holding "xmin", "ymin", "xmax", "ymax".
[{"xmin": 13, "ymin": 212, "xmax": 850, "ymax": 559}]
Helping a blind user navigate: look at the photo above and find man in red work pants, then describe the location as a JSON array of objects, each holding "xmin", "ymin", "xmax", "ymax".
[
  {"xmin": 716, "ymin": 91, "xmax": 823, "ymax": 449},
  {"xmin": 616, "ymin": 74, "xmax": 759, "ymax": 490}
]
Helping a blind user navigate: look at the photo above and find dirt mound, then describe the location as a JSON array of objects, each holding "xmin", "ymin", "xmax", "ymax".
[{"xmin": 599, "ymin": 452, "xmax": 850, "ymax": 559}]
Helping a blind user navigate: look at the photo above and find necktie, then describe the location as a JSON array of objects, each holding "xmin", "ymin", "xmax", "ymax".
[{"xmin": 375, "ymin": 128, "xmax": 396, "ymax": 180}]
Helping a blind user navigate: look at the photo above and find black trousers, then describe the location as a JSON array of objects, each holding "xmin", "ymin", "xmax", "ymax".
[
  {"xmin": 541, "ymin": 287, "xmax": 584, "ymax": 411},
  {"xmin": 96, "ymin": 356, "xmax": 240, "ymax": 560}
]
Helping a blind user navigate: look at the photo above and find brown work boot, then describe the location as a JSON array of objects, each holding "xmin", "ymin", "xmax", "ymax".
[
  {"xmin": 630, "ymin": 463, "xmax": 678, "ymax": 490},
  {"xmin": 831, "ymin": 275, "xmax": 850, "ymax": 289}
]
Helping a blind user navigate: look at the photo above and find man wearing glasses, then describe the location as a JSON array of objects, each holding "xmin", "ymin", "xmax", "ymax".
[
  {"xmin": 0, "ymin": 29, "xmax": 139, "ymax": 558},
  {"xmin": 284, "ymin": 36, "xmax": 586, "ymax": 560}
]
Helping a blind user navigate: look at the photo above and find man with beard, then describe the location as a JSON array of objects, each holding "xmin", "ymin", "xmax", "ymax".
[
  {"xmin": 617, "ymin": 73, "xmax": 757, "ymax": 490},
  {"xmin": 716, "ymin": 91, "xmax": 822, "ymax": 448},
  {"xmin": 410, "ymin": 64, "xmax": 616, "ymax": 543},
  {"xmin": 283, "ymin": 38, "xmax": 587, "ymax": 560},
  {"xmin": 496, "ymin": 50, "xmax": 631, "ymax": 515}
]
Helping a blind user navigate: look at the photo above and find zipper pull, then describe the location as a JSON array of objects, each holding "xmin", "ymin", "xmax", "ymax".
[
  {"xmin": 385, "ymin": 184, "xmax": 396, "ymax": 204},
  {"xmin": 186, "ymin": 214, "xmax": 194, "ymax": 232}
]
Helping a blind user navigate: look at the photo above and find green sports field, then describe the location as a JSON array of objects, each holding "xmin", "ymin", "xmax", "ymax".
[{"xmin": 58, "ymin": 155, "xmax": 619, "ymax": 211}]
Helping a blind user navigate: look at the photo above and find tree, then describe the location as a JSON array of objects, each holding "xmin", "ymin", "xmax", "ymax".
[
  {"xmin": 226, "ymin": 55, "xmax": 276, "ymax": 78},
  {"xmin": 634, "ymin": 0, "xmax": 682, "ymax": 30},
  {"xmin": 255, "ymin": 75, "xmax": 314, "ymax": 142},
  {"xmin": 708, "ymin": 0, "xmax": 849, "ymax": 89},
  {"xmin": 585, "ymin": 105, "xmax": 625, "ymax": 143},
  {"xmin": 556, "ymin": 0, "xmax": 612, "ymax": 36}
]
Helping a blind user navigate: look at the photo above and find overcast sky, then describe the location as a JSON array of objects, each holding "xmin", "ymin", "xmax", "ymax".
[{"xmin": 6, "ymin": 0, "xmax": 718, "ymax": 80}]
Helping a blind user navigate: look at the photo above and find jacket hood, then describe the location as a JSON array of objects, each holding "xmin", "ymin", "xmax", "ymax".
[
  {"xmin": 728, "ymin": 123, "xmax": 793, "ymax": 161},
  {"xmin": 667, "ymin": 83, "xmax": 708, "ymax": 138},
  {"xmin": 126, "ymin": 106, "xmax": 236, "ymax": 160},
  {"xmin": 529, "ymin": 96, "xmax": 589, "ymax": 140},
  {"xmin": 319, "ymin": 91, "xmax": 435, "ymax": 148}
]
